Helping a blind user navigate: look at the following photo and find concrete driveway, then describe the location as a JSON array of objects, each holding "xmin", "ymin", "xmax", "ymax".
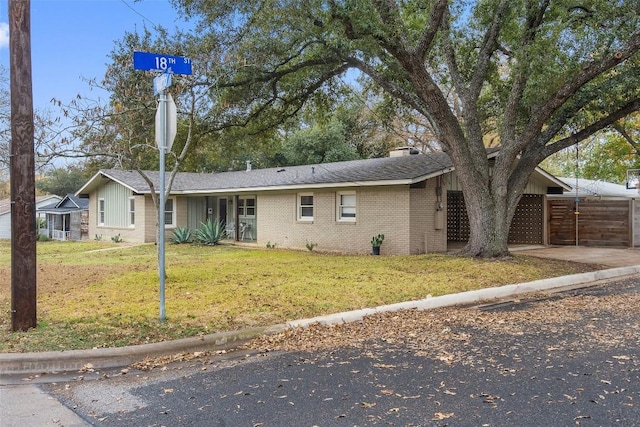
[{"xmin": 515, "ymin": 245, "xmax": 640, "ymax": 268}]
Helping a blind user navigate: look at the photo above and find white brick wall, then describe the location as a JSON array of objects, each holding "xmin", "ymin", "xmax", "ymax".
[{"xmin": 255, "ymin": 182, "xmax": 447, "ymax": 255}]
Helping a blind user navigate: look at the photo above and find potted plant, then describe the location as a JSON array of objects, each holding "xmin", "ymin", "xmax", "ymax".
[{"xmin": 371, "ymin": 234, "xmax": 385, "ymax": 255}]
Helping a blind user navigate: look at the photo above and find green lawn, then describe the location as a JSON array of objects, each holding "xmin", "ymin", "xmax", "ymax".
[{"xmin": 0, "ymin": 241, "xmax": 596, "ymax": 353}]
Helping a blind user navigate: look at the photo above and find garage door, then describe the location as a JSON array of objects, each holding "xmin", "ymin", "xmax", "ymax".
[
  {"xmin": 548, "ymin": 199, "xmax": 630, "ymax": 247},
  {"xmin": 448, "ymin": 192, "xmax": 544, "ymax": 244}
]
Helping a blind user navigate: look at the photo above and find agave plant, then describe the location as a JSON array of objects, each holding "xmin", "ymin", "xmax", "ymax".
[
  {"xmin": 194, "ymin": 219, "xmax": 225, "ymax": 245},
  {"xmin": 172, "ymin": 226, "xmax": 193, "ymax": 244}
]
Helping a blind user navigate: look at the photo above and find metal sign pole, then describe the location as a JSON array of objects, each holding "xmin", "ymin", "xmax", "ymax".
[
  {"xmin": 134, "ymin": 51, "xmax": 190, "ymax": 324},
  {"xmin": 158, "ymin": 90, "xmax": 167, "ymax": 322}
]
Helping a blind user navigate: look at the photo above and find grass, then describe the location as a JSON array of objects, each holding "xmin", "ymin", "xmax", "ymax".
[{"xmin": 0, "ymin": 241, "xmax": 597, "ymax": 353}]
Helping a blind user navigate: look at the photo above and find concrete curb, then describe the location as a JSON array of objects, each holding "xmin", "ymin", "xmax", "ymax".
[
  {"xmin": 2, "ymin": 265, "xmax": 639, "ymax": 375},
  {"xmin": 0, "ymin": 325, "xmax": 286, "ymax": 376},
  {"xmin": 288, "ymin": 265, "xmax": 640, "ymax": 327}
]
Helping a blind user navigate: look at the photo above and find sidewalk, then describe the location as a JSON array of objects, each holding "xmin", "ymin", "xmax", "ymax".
[{"xmin": 0, "ymin": 384, "xmax": 90, "ymax": 427}]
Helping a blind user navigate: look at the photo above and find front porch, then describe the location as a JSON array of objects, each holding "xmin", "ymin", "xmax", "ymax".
[
  {"xmin": 49, "ymin": 213, "xmax": 71, "ymax": 241},
  {"xmin": 187, "ymin": 194, "xmax": 257, "ymax": 243},
  {"xmin": 37, "ymin": 195, "xmax": 89, "ymax": 242}
]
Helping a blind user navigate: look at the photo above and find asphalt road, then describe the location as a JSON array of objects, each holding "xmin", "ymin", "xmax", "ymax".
[{"xmin": 38, "ymin": 276, "xmax": 640, "ymax": 427}]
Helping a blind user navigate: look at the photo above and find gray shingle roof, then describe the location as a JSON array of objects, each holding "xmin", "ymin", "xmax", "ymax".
[
  {"xmin": 0, "ymin": 195, "xmax": 62, "ymax": 215},
  {"xmin": 87, "ymin": 152, "xmax": 455, "ymax": 195},
  {"xmin": 37, "ymin": 194, "xmax": 89, "ymax": 213}
]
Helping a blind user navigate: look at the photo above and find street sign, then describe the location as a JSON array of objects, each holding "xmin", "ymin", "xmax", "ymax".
[
  {"xmin": 153, "ymin": 73, "xmax": 172, "ymax": 95},
  {"xmin": 133, "ymin": 51, "xmax": 192, "ymax": 75},
  {"xmin": 155, "ymin": 93, "xmax": 177, "ymax": 151},
  {"xmin": 134, "ymin": 50, "xmax": 192, "ymax": 323}
]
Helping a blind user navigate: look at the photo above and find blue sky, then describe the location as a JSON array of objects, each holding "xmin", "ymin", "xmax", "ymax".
[{"xmin": 0, "ymin": 0, "xmax": 190, "ymax": 112}]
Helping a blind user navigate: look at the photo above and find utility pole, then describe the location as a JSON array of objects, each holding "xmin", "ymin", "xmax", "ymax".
[{"xmin": 9, "ymin": 0, "xmax": 37, "ymax": 331}]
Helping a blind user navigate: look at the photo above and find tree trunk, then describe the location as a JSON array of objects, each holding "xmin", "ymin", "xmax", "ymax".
[
  {"xmin": 455, "ymin": 156, "xmax": 531, "ymax": 258},
  {"xmin": 456, "ymin": 155, "xmax": 526, "ymax": 258},
  {"xmin": 461, "ymin": 190, "xmax": 512, "ymax": 258}
]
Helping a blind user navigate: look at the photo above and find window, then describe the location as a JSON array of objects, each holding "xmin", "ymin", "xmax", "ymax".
[
  {"xmin": 238, "ymin": 198, "xmax": 245, "ymax": 216},
  {"xmin": 98, "ymin": 198, "xmax": 105, "ymax": 225},
  {"xmin": 128, "ymin": 197, "xmax": 135, "ymax": 226},
  {"xmin": 337, "ymin": 192, "xmax": 356, "ymax": 221},
  {"xmin": 238, "ymin": 197, "xmax": 256, "ymax": 218},
  {"xmin": 245, "ymin": 198, "xmax": 256, "ymax": 217},
  {"xmin": 164, "ymin": 198, "xmax": 175, "ymax": 226},
  {"xmin": 298, "ymin": 193, "xmax": 314, "ymax": 221}
]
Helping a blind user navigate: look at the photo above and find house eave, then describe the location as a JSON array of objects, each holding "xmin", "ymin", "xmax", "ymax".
[
  {"xmin": 534, "ymin": 166, "xmax": 572, "ymax": 191},
  {"xmin": 171, "ymin": 179, "xmax": 418, "ymax": 195},
  {"xmin": 76, "ymin": 170, "xmax": 143, "ymax": 196}
]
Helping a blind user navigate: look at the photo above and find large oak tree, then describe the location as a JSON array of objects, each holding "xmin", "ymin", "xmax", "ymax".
[{"xmin": 174, "ymin": 0, "xmax": 640, "ymax": 257}]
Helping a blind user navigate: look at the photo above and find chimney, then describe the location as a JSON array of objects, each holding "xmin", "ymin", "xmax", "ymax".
[
  {"xmin": 389, "ymin": 147, "xmax": 420, "ymax": 157},
  {"xmin": 246, "ymin": 160, "xmax": 252, "ymax": 171}
]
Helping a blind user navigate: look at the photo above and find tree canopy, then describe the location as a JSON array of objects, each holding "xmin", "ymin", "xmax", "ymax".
[
  {"xmin": 171, "ymin": 0, "xmax": 640, "ymax": 257},
  {"xmin": 543, "ymin": 115, "xmax": 640, "ymax": 184},
  {"xmin": 36, "ymin": 164, "xmax": 91, "ymax": 197}
]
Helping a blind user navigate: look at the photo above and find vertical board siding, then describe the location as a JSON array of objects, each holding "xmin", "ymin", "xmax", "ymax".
[
  {"xmin": 548, "ymin": 199, "xmax": 631, "ymax": 247},
  {"xmin": 447, "ymin": 171, "xmax": 549, "ymax": 195},
  {"xmin": 0, "ymin": 214, "xmax": 10, "ymax": 239},
  {"xmin": 97, "ymin": 181, "xmax": 131, "ymax": 227},
  {"xmin": 634, "ymin": 199, "xmax": 639, "ymax": 247}
]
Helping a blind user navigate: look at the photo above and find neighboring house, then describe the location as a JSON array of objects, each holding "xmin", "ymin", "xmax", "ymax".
[
  {"xmin": 76, "ymin": 150, "xmax": 570, "ymax": 255},
  {"xmin": 0, "ymin": 194, "xmax": 62, "ymax": 239},
  {"xmin": 37, "ymin": 194, "xmax": 90, "ymax": 241},
  {"xmin": 548, "ymin": 177, "xmax": 639, "ymax": 247}
]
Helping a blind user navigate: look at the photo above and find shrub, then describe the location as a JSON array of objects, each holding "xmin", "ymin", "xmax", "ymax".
[
  {"xmin": 95, "ymin": 234, "xmax": 103, "ymax": 241},
  {"xmin": 172, "ymin": 227, "xmax": 193, "ymax": 244},
  {"xmin": 37, "ymin": 233, "xmax": 51, "ymax": 242},
  {"xmin": 111, "ymin": 234, "xmax": 123, "ymax": 243},
  {"xmin": 194, "ymin": 219, "xmax": 225, "ymax": 245},
  {"xmin": 36, "ymin": 217, "xmax": 46, "ymax": 230},
  {"xmin": 305, "ymin": 240, "xmax": 318, "ymax": 251}
]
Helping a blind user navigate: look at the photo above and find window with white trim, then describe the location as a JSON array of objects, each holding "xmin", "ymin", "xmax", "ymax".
[
  {"xmin": 98, "ymin": 198, "xmax": 105, "ymax": 226},
  {"xmin": 245, "ymin": 198, "xmax": 256, "ymax": 217},
  {"xmin": 337, "ymin": 192, "xmax": 356, "ymax": 222},
  {"xmin": 297, "ymin": 193, "xmax": 314, "ymax": 221},
  {"xmin": 164, "ymin": 197, "xmax": 175, "ymax": 226},
  {"xmin": 128, "ymin": 197, "xmax": 135, "ymax": 226},
  {"xmin": 238, "ymin": 197, "xmax": 256, "ymax": 218}
]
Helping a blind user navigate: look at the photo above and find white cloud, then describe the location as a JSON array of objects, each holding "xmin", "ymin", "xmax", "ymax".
[{"xmin": 0, "ymin": 23, "xmax": 9, "ymax": 49}]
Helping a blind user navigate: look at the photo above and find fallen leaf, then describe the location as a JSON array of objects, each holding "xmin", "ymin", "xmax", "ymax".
[{"xmin": 433, "ymin": 412, "xmax": 454, "ymax": 420}]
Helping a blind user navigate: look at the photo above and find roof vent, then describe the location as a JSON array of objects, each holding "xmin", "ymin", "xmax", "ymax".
[{"xmin": 246, "ymin": 160, "xmax": 252, "ymax": 172}]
